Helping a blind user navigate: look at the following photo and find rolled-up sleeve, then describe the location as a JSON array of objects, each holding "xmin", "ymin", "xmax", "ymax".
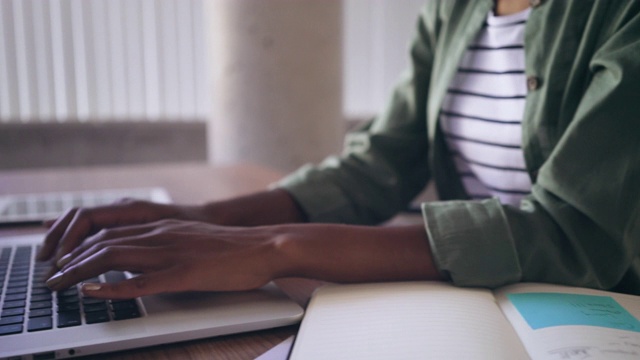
[{"xmin": 422, "ymin": 199, "xmax": 522, "ymax": 288}]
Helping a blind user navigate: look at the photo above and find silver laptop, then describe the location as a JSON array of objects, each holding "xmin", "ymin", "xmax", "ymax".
[
  {"xmin": 0, "ymin": 187, "xmax": 173, "ymax": 226},
  {"xmin": 0, "ymin": 189, "xmax": 304, "ymax": 359}
]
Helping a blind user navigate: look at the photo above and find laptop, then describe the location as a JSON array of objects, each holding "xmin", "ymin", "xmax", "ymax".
[
  {"xmin": 0, "ymin": 187, "xmax": 173, "ymax": 226},
  {"xmin": 0, "ymin": 189, "xmax": 304, "ymax": 359}
]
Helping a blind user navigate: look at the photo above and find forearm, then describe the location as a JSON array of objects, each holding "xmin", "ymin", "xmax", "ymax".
[
  {"xmin": 272, "ymin": 223, "xmax": 443, "ymax": 283},
  {"xmin": 197, "ymin": 188, "xmax": 307, "ymax": 226},
  {"xmin": 46, "ymin": 219, "xmax": 443, "ymax": 297}
]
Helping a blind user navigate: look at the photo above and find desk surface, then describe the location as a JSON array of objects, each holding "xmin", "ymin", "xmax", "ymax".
[{"xmin": 0, "ymin": 162, "xmax": 322, "ymax": 360}]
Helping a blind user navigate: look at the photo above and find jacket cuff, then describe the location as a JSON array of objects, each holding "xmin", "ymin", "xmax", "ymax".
[{"xmin": 422, "ymin": 198, "xmax": 522, "ymax": 288}]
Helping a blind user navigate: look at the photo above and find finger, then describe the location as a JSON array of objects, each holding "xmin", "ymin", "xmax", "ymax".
[
  {"xmin": 46, "ymin": 245, "xmax": 169, "ymax": 291},
  {"xmin": 60, "ymin": 231, "xmax": 168, "ymax": 272},
  {"xmin": 42, "ymin": 218, "xmax": 57, "ymax": 229},
  {"xmin": 58, "ymin": 223, "xmax": 161, "ymax": 268},
  {"xmin": 54, "ymin": 203, "xmax": 152, "ymax": 263},
  {"xmin": 81, "ymin": 269, "xmax": 186, "ymax": 299},
  {"xmin": 37, "ymin": 208, "xmax": 79, "ymax": 261},
  {"xmin": 59, "ymin": 219, "xmax": 184, "ymax": 270}
]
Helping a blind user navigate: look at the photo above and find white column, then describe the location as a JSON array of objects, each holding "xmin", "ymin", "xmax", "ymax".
[{"xmin": 206, "ymin": 0, "xmax": 343, "ymax": 173}]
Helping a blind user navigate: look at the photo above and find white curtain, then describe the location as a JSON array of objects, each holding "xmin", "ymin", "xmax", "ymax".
[{"xmin": 0, "ymin": 0, "xmax": 209, "ymax": 123}]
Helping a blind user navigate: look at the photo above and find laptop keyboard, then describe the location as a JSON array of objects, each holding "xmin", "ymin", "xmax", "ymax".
[{"xmin": 0, "ymin": 245, "xmax": 142, "ymax": 336}]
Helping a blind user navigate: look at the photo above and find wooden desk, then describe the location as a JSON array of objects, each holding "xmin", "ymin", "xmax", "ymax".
[{"xmin": 0, "ymin": 162, "xmax": 322, "ymax": 360}]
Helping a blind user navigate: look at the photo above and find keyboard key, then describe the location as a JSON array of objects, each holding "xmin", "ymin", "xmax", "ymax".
[
  {"xmin": 58, "ymin": 302, "xmax": 80, "ymax": 312},
  {"xmin": 5, "ymin": 286, "xmax": 28, "ymax": 295},
  {"xmin": 29, "ymin": 308, "xmax": 53, "ymax": 318},
  {"xmin": 110, "ymin": 300, "xmax": 137, "ymax": 311},
  {"xmin": 0, "ymin": 323, "xmax": 23, "ymax": 336},
  {"xmin": 7, "ymin": 280, "xmax": 28, "ymax": 288},
  {"xmin": 83, "ymin": 302, "xmax": 108, "ymax": 313},
  {"xmin": 2, "ymin": 308, "xmax": 25, "ymax": 317},
  {"xmin": 27, "ymin": 316, "xmax": 53, "ymax": 332},
  {"xmin": 33, "ymin": 262, "xmax": 49, "ymax": 270},
  {"xmin": 58, "ymin": 288, "xmax": 79, "ymax": 298},
  {"xmin": 31, "ymin": 287, "xmax": 52, "ymax": 295},
  {"xmin": 57, "ymin": 311, "xmax": 81, "ymax": 328},
  {"xmin": 82, "ymin": 297, "xmax": 105, "ymax": 305},
  {"xmin": 33, "ymin": 271, "xmax": 49, "ymax": 279},
  {"xmin": 30, "ymin": 301, "xmax": 52, "ymax": 310},
  {"xmin": 33, "ymin": 268, "xmax": 49, "ymax": 277},
  {"xmin": 14, "ymin": 263, "xmax": 30, "ymax": 269},
  {"xmin": 11, "ymin": 259, "xmax": 29, "ymax": 266},
  {"xmin": 85, "ymin": 311, "xmax": 110, "ymax": 324},
  {"xmin": 7, "ymin": 279, "xmax": 29, "ymax": 288},
  {"xmin": 15, "ymin": 246, "xmax": 31, "ymax": 253},
  {"xmin": 58, "ymin": 296, "xmax": 79, "ymax": 304},
  {"xmin": 0, "ymin": 315, "xmax": 23, "ymax": 326},
  {"xmin": 113, "ymin": 308, "xmax": 141, "ymax": 321},
  {"xmin": 5, "ymin": 293, "xmax": 27, "ymax": 302},
  {"xmin": 30, "ymin": 293, "xmax": 52, "ymax": 302},
  {"xmin": 10, "ymin": 265, "xmax": 29, "ymax": 273},
  {"xmin": 2, "ymin": 300, "xmax": 26, "ymax": 310},
  {"xmin": 9, "ymin": 274, "xmax": 29, "ymax": 282}
]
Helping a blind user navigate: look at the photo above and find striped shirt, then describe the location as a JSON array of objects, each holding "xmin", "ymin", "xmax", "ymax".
[{"xmin": 439, "ymin": 8, "xmax": 531, "ymax": 206}]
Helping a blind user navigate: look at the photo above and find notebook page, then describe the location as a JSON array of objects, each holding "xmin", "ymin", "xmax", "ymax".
[
  {"xmin": 495, "ymin": 283, "xmax": 640, "ymax": 360},
  {"xmin": 289, "ymin": 281, "xmax": 529, "ymax": 360}
]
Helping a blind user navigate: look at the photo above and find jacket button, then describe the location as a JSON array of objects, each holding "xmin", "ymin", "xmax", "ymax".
[
  {"xmin": 527, "ymin": 76, "xmax": 540, "ymax": 91},
  {"xmin": 529, "ymin": 0, "xmax": 543, "ymax": 7}
]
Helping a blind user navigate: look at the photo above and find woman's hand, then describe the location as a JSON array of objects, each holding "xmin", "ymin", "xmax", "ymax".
[
  {"xmin": 37, "ymin": 199, "xmax": 208, "ymax": 264},
  {"xmin": 45, "ymin": 220, "xmax": 285, "ymax": 299},
  {"xmin": 37, "ymin": 189, "xmax": 306, "ymax": 266}
]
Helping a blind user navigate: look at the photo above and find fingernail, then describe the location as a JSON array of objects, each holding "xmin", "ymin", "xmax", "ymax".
[
  {"xmin": 82, "ymin": 283, "xmax": 102, "ymax": 292},
  {"xmin": 56, "ymin": 253, "xmax": 72, "ymax": 268},
  {"xmin": 46, "ymin": 271, "xmax": 64, "ymax": 288}
]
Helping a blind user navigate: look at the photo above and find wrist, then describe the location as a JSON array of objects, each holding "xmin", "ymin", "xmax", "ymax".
[
  {"xmin": 266, "ymin": 225, "xmax": 305, "ymax": 280},
  {"xmin": 265, "ymin": 224, "xmax": 443, "ymax": 283}
]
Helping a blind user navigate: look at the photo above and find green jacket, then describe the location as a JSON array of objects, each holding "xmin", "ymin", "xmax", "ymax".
[{"xmin": 279, "ymin": 0, "xmax": 640, "ymax": 294}]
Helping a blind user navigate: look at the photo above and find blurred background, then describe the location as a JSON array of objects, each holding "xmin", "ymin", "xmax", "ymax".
[{"xmin": 0, "ymin": 0, "xmax": 424, "ymax": 173}]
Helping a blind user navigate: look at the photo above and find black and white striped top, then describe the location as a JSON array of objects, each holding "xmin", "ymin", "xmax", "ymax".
[{"xmin": 439, "ymin": 8, "xmax": 531, "ymax": 206}]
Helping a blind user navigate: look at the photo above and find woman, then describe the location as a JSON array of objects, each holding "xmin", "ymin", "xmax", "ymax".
[{"xmin": 41, "ymin": 0, "xmax": 640, "ymax": 298}]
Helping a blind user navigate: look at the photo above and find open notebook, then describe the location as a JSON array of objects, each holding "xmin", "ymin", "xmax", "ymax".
[{"xmin": 290, "ymin": 281, "xmax": 640, "ymax": 359}]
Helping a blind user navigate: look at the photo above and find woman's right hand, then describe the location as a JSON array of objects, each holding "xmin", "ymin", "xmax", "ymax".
[{"xmin": 36, "ymin": 198, "xmax": 206, "ymax": 265}]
